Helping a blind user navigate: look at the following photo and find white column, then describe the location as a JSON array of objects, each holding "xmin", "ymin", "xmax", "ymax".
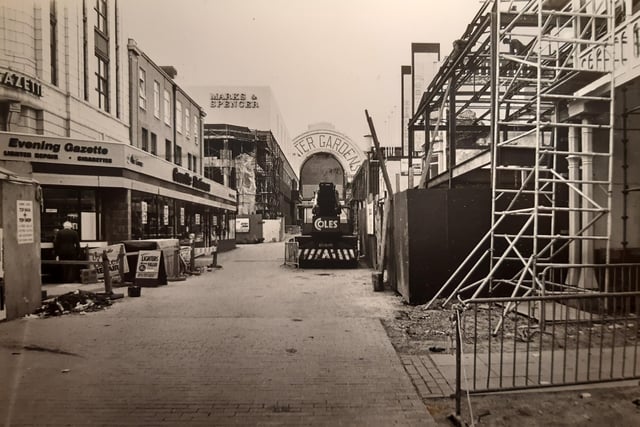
[
  {"xmin": 566, "ymin": 125, "xmax": 581, "ymax": 286},
  {"xmin": 581, "ymin": 118, "xmax": 596, "ymax": 289}
]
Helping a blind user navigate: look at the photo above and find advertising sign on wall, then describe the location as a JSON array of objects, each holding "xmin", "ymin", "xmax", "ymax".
[{"xmin": 236, "ymin": 217, "xmax": 250, "ymax": 233}]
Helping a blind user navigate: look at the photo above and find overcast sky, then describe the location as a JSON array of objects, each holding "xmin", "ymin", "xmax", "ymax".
[{"xmin": 121, "ymin": 0, "xmax": 481, "ymax": 147}]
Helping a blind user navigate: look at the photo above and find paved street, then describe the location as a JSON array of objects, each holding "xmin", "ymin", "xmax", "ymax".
[{"xmin": 0, "ymin": 242, "xmax": 435, "ymax": 426}]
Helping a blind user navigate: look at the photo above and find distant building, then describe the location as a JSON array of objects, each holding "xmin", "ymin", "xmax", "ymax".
[{"xmin": 188, "ymin": 86, "xmax": 299, "ymax": 225}]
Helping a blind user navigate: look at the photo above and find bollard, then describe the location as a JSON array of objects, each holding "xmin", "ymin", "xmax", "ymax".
[
  {"xmin": 102, "ymin": 250, "xmax": 112, "ymax": 295},
  {"xmin": 190, "ymin": 240, "xmax": 196, "ymax": 274},
  {"xmin": 118, "ymin": 245, "xmax": 125, "ymax": 281}
]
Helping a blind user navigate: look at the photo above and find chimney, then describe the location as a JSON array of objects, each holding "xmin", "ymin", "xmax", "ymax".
[{"xmin": 160, "ymin": 66, "xmax": 178, "ymax": 79}]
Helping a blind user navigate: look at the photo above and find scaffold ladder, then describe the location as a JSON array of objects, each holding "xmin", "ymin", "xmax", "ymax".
[{"xmin": 428, "ymin": 0, "xmax": 616, "ymax": 307}]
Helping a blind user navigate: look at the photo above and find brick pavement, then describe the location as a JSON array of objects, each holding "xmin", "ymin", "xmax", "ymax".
[{"xmin": 0, "ymin": 242, "xmax": 437, "ymax": 426}]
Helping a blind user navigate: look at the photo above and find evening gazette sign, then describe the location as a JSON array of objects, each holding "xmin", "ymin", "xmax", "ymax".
[{"xmin": 292, "ymin": 129, "xmax": 365, "ymax": 175}]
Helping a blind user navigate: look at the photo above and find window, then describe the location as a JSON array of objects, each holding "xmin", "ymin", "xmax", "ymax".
[
  {"xmin": 95, "ymin": 0, "xmax": 107, "ymax": 34},
  {"xmin": 176, "ymin": 100, "xmax": 183, "ymax": 133},
  {"xmin": 50, "ymin": 1, "xmax": 58, "ymax": 86},
  {"xmin": 193, "ymin": 156, "xmax": 197, "ymax": 173},
  {"xmin": 165, "ymin": 139, "xmax": 172, "ymax": 162},
  {"xmin": 163, "ymin": 89, "xmax": 171, "ymax": 125},
  {"xmin": 193, "ymin": 115, "xmax": 198, "ymax": 144},
  {"xmin": 174, "ymin": 145, "xmax": 182, "ymax": 166},
  {"xmin": 141, "ymin": 127, "xmax": 148, "ymax": 151},
  {"xmin": 187, "ymin": 153, "xmax": 192, "ymax": 171},
  {"xmin": 150, "ymin": 132, "xmax": 157, "ymax": 155},
  {"xmin": 138, "ymin": 68, "xmax": 146, "ymax": 109},
  {"xmin": 95, "ymin": 55, "xmax": 109, "ymax": 112},
  {"xmin": 185, "ymin": 108, "xmax": 190, "ymax": 138},
  {"xmin": 153, "ymin": 81, "xmax": 160, "ymax": 118}
]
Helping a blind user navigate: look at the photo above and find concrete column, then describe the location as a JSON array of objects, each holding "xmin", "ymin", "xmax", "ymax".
[{"xmin": 581, "ymin": 118, "xmax": 596, "ymax": 289}]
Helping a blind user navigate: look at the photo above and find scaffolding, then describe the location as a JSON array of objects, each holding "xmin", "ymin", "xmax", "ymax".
[{"xmin": 411, "ymin": 0, "xmax": 617, "ymax": 306}]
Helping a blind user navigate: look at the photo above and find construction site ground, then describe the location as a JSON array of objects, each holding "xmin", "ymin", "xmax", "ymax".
[{"xmin": 381, "ymin": 295, "xmax": 640, "ymax": 426}]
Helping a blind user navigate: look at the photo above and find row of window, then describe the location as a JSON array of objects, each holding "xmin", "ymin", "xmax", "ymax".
[{"xmin": 138, "ymin": 67, "xmax": 199, "ymax": 143}]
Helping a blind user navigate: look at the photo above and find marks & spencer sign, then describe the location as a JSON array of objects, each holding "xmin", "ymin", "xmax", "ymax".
[{"xmin": 209, "ymin": 92, "xmax": 260, "ymax": 109}]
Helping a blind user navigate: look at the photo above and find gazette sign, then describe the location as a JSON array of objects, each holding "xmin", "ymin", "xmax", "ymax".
[{"xmin": 1, "ymin": 71, "xmax": 43, "ymax": 97}]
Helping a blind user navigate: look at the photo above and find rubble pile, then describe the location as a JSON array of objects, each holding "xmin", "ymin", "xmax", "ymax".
[{"xmin": 36, "ymin": 290, "xmax": 112, "ymax": 317}]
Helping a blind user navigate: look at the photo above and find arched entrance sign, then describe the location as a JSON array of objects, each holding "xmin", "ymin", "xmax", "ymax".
[{"xmin": 292, "ymin": 129, "xmax": 366, "ymax": 181}]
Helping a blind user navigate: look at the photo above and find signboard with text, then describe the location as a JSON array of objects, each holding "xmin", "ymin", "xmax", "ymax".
[
  {"xmin": 87, "ymin": 244, "xmax": 129, "ymax": 280},
  {"xmin": 135, "ymin": 250, "xmax": 161, "ymax": 280}
]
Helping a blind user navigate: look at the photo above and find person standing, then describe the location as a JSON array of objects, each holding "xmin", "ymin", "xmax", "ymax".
[{"xmin": 54, "ymin": 221, "xmax": 81, "ymax": 282}]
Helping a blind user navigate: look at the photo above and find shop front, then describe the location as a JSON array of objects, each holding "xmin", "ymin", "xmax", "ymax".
[{"xmin": 0, "ymin": 131, "xmax": 237, "ymax": 264}]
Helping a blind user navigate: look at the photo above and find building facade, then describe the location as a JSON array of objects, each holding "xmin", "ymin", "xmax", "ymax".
[
  {"xmin": 0, "ymin": 0, "xmax": 237, "ymax": 258},
  {"xmin": 189, "ymin": 86, "xmax": 300, "ymax": 226}
]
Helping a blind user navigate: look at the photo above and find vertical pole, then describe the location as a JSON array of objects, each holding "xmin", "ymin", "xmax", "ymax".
[
  {"xmin": 118, "ymin": 245, "xmax": 125, "ymax": 282},
  {"xmin": 102, "ymin": 250, "xmax": 112, "ymax": 295},
  {"xmin": 455, "ymin": 307, "xmax": 462, "ymax": 416},
  {"xmin": 190, "ymin": 239, "xmax": 196, "ymax": 274},
  {"xmin": 408, "ymin": 127, "xmax": 414, "ymax": 188},
  {"xmin": 448, "ymin": 76, "xmax": 457, "ymax": 189}
]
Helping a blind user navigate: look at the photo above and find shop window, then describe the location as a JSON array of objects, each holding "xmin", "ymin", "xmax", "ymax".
[
  {"xmin": 150, "ymin": 132, "xmax": 157, "ymax": 155},
  {"xmin": 141, "ymin": 127, "xmax": 148, "ymax": 151},
  {"xmin": 174, "ymin": 145, "xmax": 182, "ymax": 166},
  {"xmin": 41, "ymin": 188, "xmax": 98, "ymax": 242},
  {"xmin": 95, "ymin": 55, "xmax": 109, "ymax": 112},
  {"xmin": 164, "ymin": 89, "xmax": 171, "ymax": 126},
  {"xmin": 185, "ymin": 108, "xmax": 190, "ymax": 138},
  {"xmin": 138, "ymin": 67, "xmax": 146, "ymax": 110},
  {"xmin": 176, "ymin": 100, "xmax": 183, "ymax": 134},
  {"xmin": 153, "ymin": 81, "xmax": 160, "ymax": 118},
  {"xmin": 95, "ymin": 0, "xmax": 107, "ymax": 35},
  {"xmin": 193, "ymin": 115, "xmax": 198, "ymax": 144},
  {"xmin": 50, "ymin": 1, "xmax": 58, "ymax": 86},
  {"xmin": 165, "ymin": 139, "xmax": 172, "ymax": 162}
]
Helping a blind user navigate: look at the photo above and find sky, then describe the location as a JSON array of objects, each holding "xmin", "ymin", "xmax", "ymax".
[{"xmin": 121, "ymin": 0, "xmax": 481, "ymax": 148}]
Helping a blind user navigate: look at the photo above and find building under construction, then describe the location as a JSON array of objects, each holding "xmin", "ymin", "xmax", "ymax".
[
  {"xmin": 403, "ymin": 0, "xmax": 640, "ymax": 303},
  {"xmin": 203, "ymin": 124, "xmax": 298, "ymax": 226}
]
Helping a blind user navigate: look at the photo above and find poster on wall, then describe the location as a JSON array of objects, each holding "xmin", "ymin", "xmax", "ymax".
[
  {"xmin": 180, "ymin": 207, "xmax": 185, "ymax": 226},
  {"xmin": 366, "ymin": 202, "xmax": 374, "ymax": 235},
  {"xmin": 163, "ymin": 205, "xmax": 169, "ymax": 225},
  {"xmin": 195, "ymin": 213, "xmax": 201, "ymax": 225},
  {"xmin": 141, "ymin": 201, "xmax": 148, "ymax": 225},
  {"xmin": 135, "ymin": 250, "xmax": 161, "ymax": 280},
  {"xmin": 17, "ymin": 200, "xmax": 34, "ymax": 244},
  {"xmin": 235, "ymin": 218, "xmax": 250, "ymax": 233}
]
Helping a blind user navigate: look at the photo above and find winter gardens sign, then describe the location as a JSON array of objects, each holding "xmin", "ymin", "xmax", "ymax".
[{"xmin": 292, "ymin": 129, "xmax": 366, "ymax": 175}]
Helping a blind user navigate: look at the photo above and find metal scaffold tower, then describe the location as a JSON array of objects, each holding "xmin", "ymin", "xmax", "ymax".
[{"xmin": 425, "ymin": 0, "xmax": 616, "ymax": 305}]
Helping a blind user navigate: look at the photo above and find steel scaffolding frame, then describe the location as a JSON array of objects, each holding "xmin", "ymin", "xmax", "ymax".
[{"xmin": 418, "ymin": 0, "xmax": 616, "ymax": 307}]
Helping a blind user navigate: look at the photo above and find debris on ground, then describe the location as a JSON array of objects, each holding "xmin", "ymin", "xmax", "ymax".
[{"xmin": 35, "ymin": 290, "xmax": 112, "ymax": 317}]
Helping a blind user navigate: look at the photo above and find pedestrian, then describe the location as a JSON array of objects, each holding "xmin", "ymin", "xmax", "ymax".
[
  {"xmin": 54, "ymin": 221, "xmax": 81, "ymax": 282},
  {"xmin": 209, "ymin": 230, "xmax": 221, "ymax": 269}
]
